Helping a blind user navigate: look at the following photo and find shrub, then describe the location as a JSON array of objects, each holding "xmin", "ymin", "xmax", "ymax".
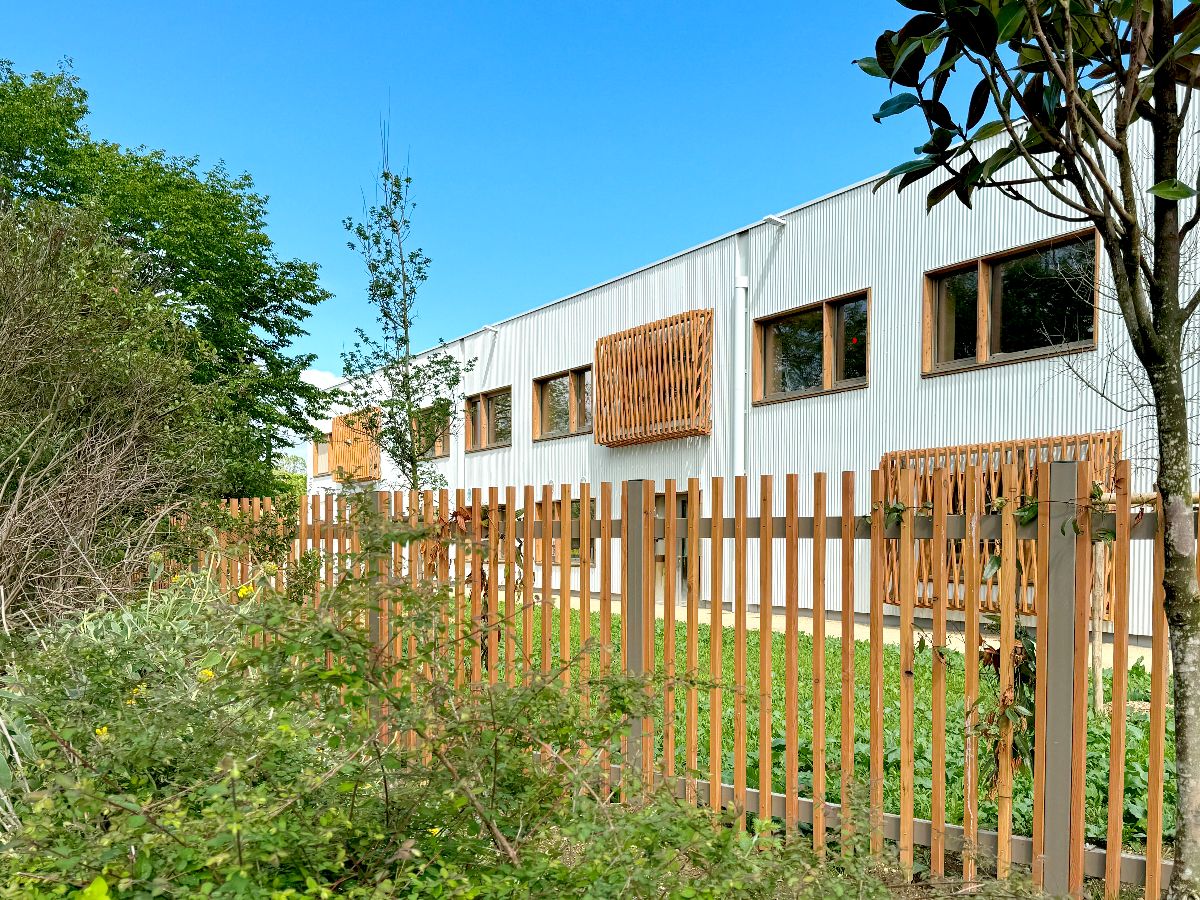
[{"xmin": 0, "ymin": 516, "xmax": 892, "ymax": 898}]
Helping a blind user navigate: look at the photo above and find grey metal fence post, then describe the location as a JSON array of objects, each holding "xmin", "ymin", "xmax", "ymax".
[
  {"xmin": 625, "ymin": 480, "xmax": 646, "ymax": 779},
  {"xmin": 1041, "ymin": 461, "xmax": 1082, "ymax": 895}
]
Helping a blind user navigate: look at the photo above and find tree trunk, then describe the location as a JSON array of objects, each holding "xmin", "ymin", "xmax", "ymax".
[{"xmin": 1155, "ymin": 365, "xmax": 1200, "ymax": 900}]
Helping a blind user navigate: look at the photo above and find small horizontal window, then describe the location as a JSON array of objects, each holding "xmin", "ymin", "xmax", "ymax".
[
  {"xmin": 465, "ymin": 388, "xmax": 512, "ymax": 452},
  {"xmin": 755, "ymin": 291, "xmax": 870, "ymax": 403},
  {"xmin": 534, "ymin": 366, "xmax": 592, "ymax": 440}
]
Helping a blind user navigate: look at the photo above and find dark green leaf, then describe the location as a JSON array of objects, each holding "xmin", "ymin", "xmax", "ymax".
[
  {"xmin": 926, "ymin": 176, "xmax": 959, "ymax": 211},
  {"xmin": 874, "ymin": 157, "xmax": 938, "ymax": 193},
  {"xmin": 872, "ymin": 92, "xmax": 921, "ymax": 122},
  {"xmin": 1149, "ymin": 178, "xmax": 1199, "ymax": 201},
  {"xmin": 922, "ymin": 99, "xmax": 956, "ymax": 130},
  {"xmin": 853, "ymin": 57, "xmax": 888, "ymax": 78},
  {"xmin": 981, "ymin": 553, "xmax": 1002, "ymax": 581},
  {"xmin": 890, "ymin": 39, "xmax": 928, "ymax": 87},
  {"xmin": 966, "ymin": 78, "xmax": 991, "ymax": 130},
  {"xmin": 996, "ymin": 4, "xmax": 1026, "ymax": 43},
  {"xmin": 946, "ymin": 5, "xmax": 999, "ymax": 57},
  {"xmin": 972, "ymin": 120, "xmax": 1008, "ymax": 141},
  {"xmin": 897, "ymin": 12, "xmax": 944, "ymax": 43}
]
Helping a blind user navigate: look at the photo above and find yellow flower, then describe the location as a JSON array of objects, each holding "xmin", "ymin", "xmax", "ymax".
[
  {"xmin": 94, "ymin": 726, "xmax": 108, "ymax": 738},
  {"xmin": 125, "ymin": 699, "xmax": 137, "ymax": 706},
  {"xmin": 199, "ymin": 668, "xmax": 215, "ymax": 682},
  {"xmin": 236, "ymin": 585, "xmax": 254, "ymax": 600},
  {"xmin": 428, "ymin": 826, "xmax": 442, "ymax": 836}
]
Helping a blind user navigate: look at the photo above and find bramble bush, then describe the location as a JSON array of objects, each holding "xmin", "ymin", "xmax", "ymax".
[{"xmin": 0, "ymin": 507, "xmax": 895, "ymax": 899}]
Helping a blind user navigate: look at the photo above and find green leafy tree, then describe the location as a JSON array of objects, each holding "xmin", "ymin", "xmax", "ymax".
[
  {"xmin": 859, "ymin": 3, "xmax": 1200, "ymax": 893},
  {"xmin": 341, "ymin": 162, "xmax": 473, "ymax": 490},
  {"xmin": 0, "ymin": 61, "xmax": 331, "ymax": 497}
]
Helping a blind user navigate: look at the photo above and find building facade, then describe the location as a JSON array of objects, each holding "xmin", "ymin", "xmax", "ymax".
[{"xmin": 310, "ymin": 159, "xmax": 1200, "ymax": 639}]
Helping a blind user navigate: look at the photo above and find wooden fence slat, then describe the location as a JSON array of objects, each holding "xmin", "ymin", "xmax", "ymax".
[
  {"xmin": 599, "ymin": 482, "xmax": 613, "ymax": 797},
  {"xmin": 1103, "ymin": 460, "xmax": 1131, "ymax": 900},
  {"xmin": 898, "ymin": 467, "xmax": 916, "ymax": 879},
  {"xmin": 454, "ymin": 489, "xmax": 466, "ymax": 687},
  {"xmin": 709, "ymin": 476, "xmax": 725, "ymax": 814},
  {"xmin": 1069, "ymin": 464, "xmax": 1091, "ymax": 893},
  {"xmin": 931, "ymin": 466, "xmax": 948, "ymax": 875},
  {"xmin": 1031, "ymin": 463, "xmax": 1050, "ymax": 887},
  {"xmin": 471, "ymin": 488, "xmax": 484, "ymax": 683},
  {"xmin": 560, "ymin": 483, "xmax": 572, "ymax": 686},
  {"xmin": 505, "ymin": 486, "xmax": 517, "ymax": 686},
  {"xmin": 523, "ymin": 486, "xmax": 535, "ymax": 680},
  {"xmin": 758, "ymin": 474, "xmax": 774, "ymax": 824},
  {"xmin": 579, "ymin": 482, "xmax": 592, "ymax": 696},
  {"xmin": 812, "ymin": 472, "xmax": 827, "ymax": 853},
  {"xmin": 541, "ymin": 485, "xmax": 553, "ymax": 675},
  {"xmin": 785, "ymin": 474, "xmax": 800, "ymax": 834},
  {"xmin": 685, "ymin": 477, "xmax": 701, "ymax": 805},
  {"xmin": 664, "ymin": 479, "xmax": 677, "ymax": 781},
  {"xmin": 997, "ymin": 464, "xmax": 1017, "ymax": 878},
  {"xmin": 840, "ymin": 471, "xmax": 856, "ymax": 849},
  {"xmin": 869, "ymin": 469, "xmax": 885, "ymax": 854},
  {"xmin": 734, "ymin": 474, "xmax": 748, "ymax": 826},
  {"xmin": 962, "ymin": 465, "xmax": 981, "ymax": 881},
  {"xmin": 1145, "ymin": 501, "xmax": 1168, "ymax": 899},
  {"xmin": 641, "ymin": 479, "xmax": 656, "ymax": 787}
]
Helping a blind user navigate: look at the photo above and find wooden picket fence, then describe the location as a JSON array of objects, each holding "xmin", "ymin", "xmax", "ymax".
[{"xmin": 216, "ymin": 460, "xmax": 1175, "ymax": 899}]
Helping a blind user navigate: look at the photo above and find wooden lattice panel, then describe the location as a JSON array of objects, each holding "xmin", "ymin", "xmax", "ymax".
[
  {"xmin": 880, "ymin": 430, "xmax": 1122, "ymax": 616},
  {"xmin": 330, "ymin": 410, "xmax": 382, "ymax": 482},
  {"xmin": 594, "ymin": 309, "xmax": 714, "ymax": 447}
]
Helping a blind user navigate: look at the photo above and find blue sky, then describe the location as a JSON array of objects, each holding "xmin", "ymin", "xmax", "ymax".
[{"xmin": 11, "ymin": 1, "xmax": 947, "ymax": 383}]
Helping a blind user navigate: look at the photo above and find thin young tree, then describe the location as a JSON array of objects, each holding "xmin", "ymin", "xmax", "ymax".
[
  {"xmin": 342, "ymin": 158, "xmax": 473, "ymax": 490},
  {"xmin": 859, "ymin": 3, "xmax": 1200, "ymax": 893}
]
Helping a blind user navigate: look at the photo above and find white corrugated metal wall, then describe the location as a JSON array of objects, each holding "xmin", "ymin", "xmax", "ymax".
[{"xmin": 312, "ymin": 122, "xmax": 1200, "ymax": 638}]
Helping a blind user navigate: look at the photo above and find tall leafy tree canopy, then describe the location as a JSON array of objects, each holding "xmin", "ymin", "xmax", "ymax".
[{"xmin": 0, "ymin": 61, "xmax": 330, "ymax": 497}]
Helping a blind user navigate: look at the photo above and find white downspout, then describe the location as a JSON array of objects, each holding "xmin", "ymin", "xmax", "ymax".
[{"xmin": 733, "ymin": 231, "xmax": 749, "ymax": 477}]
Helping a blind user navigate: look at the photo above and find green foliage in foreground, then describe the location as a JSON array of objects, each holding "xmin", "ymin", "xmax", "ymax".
[
  {"xmin": 524, "ymin": 604, "xmax": 1175, "ymax": 851},
  {"xmin": 0, "ymin": 541, "xmax": 895, "ymax": 897}
]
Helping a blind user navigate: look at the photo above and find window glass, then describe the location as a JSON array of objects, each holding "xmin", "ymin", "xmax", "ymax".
[
  {"xmin": 936, "ymin": 268, "xmax": 979, "ymax": 364},
  {"xmin": 488, "ymin": 391, "xmax": 512, "ymax": 446},
  {"xmin": 835, "ymin": 297, "xmax": 868, "ymax": 382},
  {"xmin": 540, "ymin": 375, "xmax": 570, "ymax": 437},
  {"xmin": 466, "ymin": 398, "xmax": 480, "ymax": 450},
  {"xmin": 575, "ymin": 368, "xmax": 593, "ymax": 430},
  {"xmin": 315, "ymin": 439, "xmax": 330, "ymax": 473},
  {"xmin": 992, "ymin": 237, "xmax": 1095, "ymax": 355},
  {"xmin": 767, "ymin": 307, "xmax": 824, "ymax": 395}
]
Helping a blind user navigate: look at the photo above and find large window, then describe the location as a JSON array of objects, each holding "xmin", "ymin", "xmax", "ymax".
[
  {"xmin": 925, "ymin": 232, "xmax": 1096, "ymax": 373},
  {"xmin": 534, "ymin": 366, "xmax": 592, "ymax": 440},
  {"xmin": 465, "ymin": 387, "xmax": 512, "ymax": 452},
  {"xmin": 754, "ymin": 291, "xmax": 870, "ymax": 403}
]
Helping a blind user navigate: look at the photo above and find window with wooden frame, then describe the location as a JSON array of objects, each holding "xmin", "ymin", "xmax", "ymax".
[
  {"xmin": 754, "ymin": 290, "xmax": 870, "ymax": 403},
  {"xmin": 464, "ymin": 387, "xmax": 512, "ymax": 452},
  {"xmin": 923, "ymin": 230, "xmax": 1097, "ymax": 374},
  {"xmin": 312, "ymin": 432, "xmax": 331, "ymax": 476},
  {"xmin": 329, "ymin": 411, "xmax": 381, "ymax": 481},
  {"xmin": 533, "ymin": 366, "xmax": 592, "ymax": 440},
  {"xmin": 416, "ymin": 407, "xmax": 450, "ymax": 460}
]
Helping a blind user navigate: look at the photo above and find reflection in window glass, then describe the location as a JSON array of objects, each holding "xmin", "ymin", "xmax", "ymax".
[
  {"xmin": 576, "ymin": 368, "xmax": 593, "ymax": 430},
  {"xmin": 466, "ymin": 398, "xmax": 481, "ymax": 450},
  {"xmin": 540, "ymin": 375, "xmax": 570, "ymax": 437},
  {"xmin": 488, "ymin": 391, "xmax": 512, "ymax": 446},
  {"xmin": 992, "ymin": 238, "xmax": 1095, "ymax": 355},
  {"xmin": 835, "ymin": 297, "xmax": 868, "ymax": 382},
  {"xmin": 936, "ymin": 268, "xmax": 979, "ymax": 364},
  {"xmin": 767, "ymin": 307, "xmax": 824, "ymax": 395}
]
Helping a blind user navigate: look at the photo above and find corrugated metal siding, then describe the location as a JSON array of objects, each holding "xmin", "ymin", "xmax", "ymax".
[{"xmin": 313, "ymin": 126, "xmax": 1200, "ymax": 637}]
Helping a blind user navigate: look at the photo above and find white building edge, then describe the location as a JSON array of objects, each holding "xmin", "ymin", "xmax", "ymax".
[{"xmin": 310, "ymin": 145, "xmax": 1200, "ymax": 641}]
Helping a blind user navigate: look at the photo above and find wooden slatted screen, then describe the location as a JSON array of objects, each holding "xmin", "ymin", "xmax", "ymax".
[
  {"xmin": 330, "ymin": 410, "xmax": 382, "ymax": 481},
  {"xmin": 593, "ymin": 309, "xmax": 714, "ymax": 447},
  {"xmin": 879, "ymin": 430, "xmax": 1122, "ymax": 615}
]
